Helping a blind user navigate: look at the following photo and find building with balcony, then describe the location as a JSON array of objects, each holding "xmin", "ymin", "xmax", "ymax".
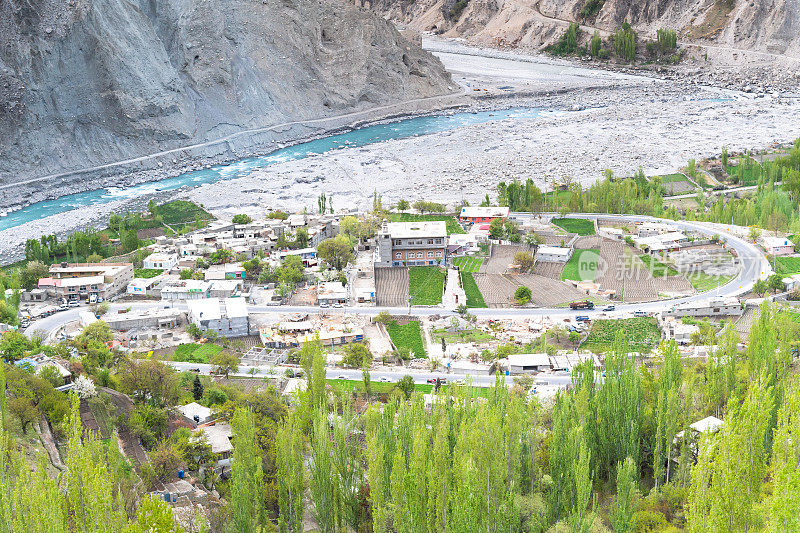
[{"xmin": 38, "ymin": 262, "xmax": 133, "ymax": 301}]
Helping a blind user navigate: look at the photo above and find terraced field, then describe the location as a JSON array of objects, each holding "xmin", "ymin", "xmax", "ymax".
[
  {"xmin": 483, "ymin": 244, "xmax": 526, "ymax": 275},
  {"xmin": 574, "ymin": 235, "xmax": 602, "ymax": 250},
  {"xmin": 533, "ymin": 261, "xmax": 564, "ymax": 280},
  {"xmin": 513, "ymin": 274, "xmax": 590, "ymax": 307},
  {"xmin": 472, "ymin": 273, "xmax": 518, "ymax": 307},
  {"xmin": 553, "ymin": 218, "xmax": 595, "ymax": 236},
  {"xmin": 453, "ymin": 256, "xmax": 484, "ymax": 273},
  {"xmin": 652, "ymin": 276, "xmax": 695, "ymax": 296},
  {"xmin": 375, "ymin": 267, "xmax": 409, "ymax": 307}
]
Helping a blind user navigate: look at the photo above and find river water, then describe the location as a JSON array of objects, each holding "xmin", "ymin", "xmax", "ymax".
[{"xmin": 0, "ymin": 107, "xmax": 557, "ymax": 232}]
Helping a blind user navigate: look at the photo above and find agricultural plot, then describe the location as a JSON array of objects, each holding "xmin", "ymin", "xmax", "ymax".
[
  {"xmin": 656, "ymin": 173, "xmax": 695, "ymax": 195},
  {"xmin": 774, "ymin": 257, "xmax": 800, "ymax": 276},
  {"xmin": 472, "ymin": 273, "xmax": 518, "ymax": 307},
  {"xmin": 638, "ymin": 255, "xmax": 679, "ymax": 277},
  {"xmin": 596, "ymin": 239, "xmax": 625, "ymax": 296},
  {"xmin": 583, "ymin": 318, "xmax": 661, "ymax": 353},
  {"xmin": 460, "ymin": 271, "xmax": 487, "ymax": 308},
  {"xmin": 327, "ymin": 379, "xmax": 434, "ymax": 395},
  {"xmin": 552, "ymin": 218, "xmax": 595, "ymax": 236},
  {"xmin": 155, "ymin": 200, "xmax": 213, "ymax": 227},
  {"xmin": 409, "ymin": 267, "xmax": 445, "ymax": 306},
  {"xmin": 621, "ymin": 251, "xmax": 659, "ymax": 303},
  {"xmin": 483, "ymin": 244, "xmax": 526, "ymax": 275},
  {"xmin": 686, "ymin": 272, "xmax": 734, "ymax": 292},
  {"xmin": 453, "ymin": 256, "xmax": 484, "ymax": 273},
  {"xmin": 375, "ymin": 267, "xmax": 409, "ymax": 307},
  {"xmin": 390, "ymin": 213, "xmax": 465, "ymax": 234},
  {"xmin": 652, "ymin": 276, "xmax": 695, "ymax": 296},
  {"xmin": 387, "ymin": 320, "xmax": 427, "ymax": 358},
  {"xmin": 574, "ymin": 235, "xmax": 602, "ymax": 249},
  {"xmin": 172, "ymin": 343, "xmax": 223, "ymax": 363},
  {"xmin": 513, "ymin": 274, "xmax": 590, "ymax": 307},
  {"xmin": 562, "ymin": 249, "xmax": 600, "ymax": 282},
  {"xmin": 533, "ymin": 261, "xmax": 564, "ymax": 280}
]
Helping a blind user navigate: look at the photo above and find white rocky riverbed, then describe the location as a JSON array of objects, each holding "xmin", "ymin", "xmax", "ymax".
[{"xmin": 1, "ymin": 43, "xmax": 799, "ymax": 261}]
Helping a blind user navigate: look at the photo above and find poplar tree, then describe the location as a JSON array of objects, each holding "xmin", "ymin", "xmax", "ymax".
[
  {"xmin": 610, "ymin": 457, "xmax": 637, "ymax": 533},
  {"xmin": 766, "ymin": 377, "xmax": 800, "ymax": 531},
  {"xmin": 277, "ymin": 411, "xmax": 304, "ymax": 533},
  {"xmin": 229, "ymin": 408, "xmax": 265, "ymax": 533}
]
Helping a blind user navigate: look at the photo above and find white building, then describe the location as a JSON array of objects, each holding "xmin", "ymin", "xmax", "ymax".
[
  {"xmin": 507, "ymin": 353, "xmax": 551, "ymax": 374},
  {"xmin": 761, "ymin": 236, "xmax": 795, "ymax": 256},
  {"xmin": 161, "ymin": 280, "xmax": 212, "ymax": 301},
  {"xmin": 459, "ymin": 206, "xmax": 510, "ymax": 224},
  {"xmin": 317, "ymin": 282, "xmax": 348, "ymax": 305},
  {"xmin": 143, "ymin": 252, "xmax": 178, "ymax": 271},
  {"xmin": 187, "ymin": 297, "xmax": 250, "ymax": 337},
  {"xmin": 178, "ymin": 402, "xmax": 214, "ymax": 426},
  {"xmin": 661, "ymin": 317, "xmax": 699, "ymax": 344},
  {"xmin": 664, "ymin": 296, "xmax": 742, "ymax": 318},
  {"xmin": 536, "ymin": 246, "xmax": 573, "ymax": 263}
]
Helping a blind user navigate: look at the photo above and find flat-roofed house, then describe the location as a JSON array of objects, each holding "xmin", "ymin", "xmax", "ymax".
[
  {"xmin": 459, "ymin": 206, "xmax": 510, "ymax": 225},
  {"xmin": 375, "ymin": 220, "xmax": 447, "ymax": 267},
  {"xmin": 38, "ymin": 262, "xmax": 133, "ymax": 301}
]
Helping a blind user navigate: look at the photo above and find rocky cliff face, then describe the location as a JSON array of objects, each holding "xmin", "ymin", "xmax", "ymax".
[
  {"xmin": 0, "ymin": 0, "xmax": 453, "ymax": 187},
  {"xmin": 373, "ymin": 0, "xmax": 800, "ymax": 56}
]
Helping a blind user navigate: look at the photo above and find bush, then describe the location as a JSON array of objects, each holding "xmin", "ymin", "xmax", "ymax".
[
  {"xmin": 579, "ymin": 0, "xmax": 604, "ymax": 19},
  {"xmin": 514, "ymin": 251, "xmax": 535, "ymax": 272},
  {"xmin": 231, "ymin": 214, "xmax": 253, "ymax": 224},
  {"xmin": 128, "ymin": 404, "xmax": 168, "ymax": 449},
  {"xmin": 514, "ymin": 286, "xmax": 532, "ymax": 305}
]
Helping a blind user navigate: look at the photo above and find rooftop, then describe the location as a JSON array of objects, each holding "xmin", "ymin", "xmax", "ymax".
[
  {"xmin": 460, "ymin": 206, "xmax": 510, "ymax": 218},
  {"xmin": 385, "ymin": 221, "xmax": 447, "ymax": 239}
]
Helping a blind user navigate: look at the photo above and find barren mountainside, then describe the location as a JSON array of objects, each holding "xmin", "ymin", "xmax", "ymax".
[
  {"xmin": 370, "ymin": 0, "xmax": 800, "ymax": 56},
  {"xmin": 0, "ymin": 0, "xmax": 453, "ymax": 185}
]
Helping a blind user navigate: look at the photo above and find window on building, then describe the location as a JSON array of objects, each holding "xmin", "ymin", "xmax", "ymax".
[
  {"xmin": 395, "ymin": 252, "xmax": 402, "ymax": 259},
  {"xmin": 428, "ymin": 239, "xmax": 434, "ymax": 245},
  {"xmin": 435, "ymin": 251, "xmax": 443, "ymax": 257},
  {"xmin": 435, "ymin": 238, "xmax": 442, "ymax": 244},
  {"xmin": 427, "ymin": 251, "xmax": 434, "ymax": 258},
  {"xmin": 416, "ymin": 252, "xmax": 423, "ymax": 258}
]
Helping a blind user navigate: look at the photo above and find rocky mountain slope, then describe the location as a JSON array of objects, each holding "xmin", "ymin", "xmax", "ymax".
[
  {"xmin": 371, "ymin": 0, "xmax": 800, "ymax": 57},
  {"xmin": 0, "ymin": 0, "xmax": 453, "ymax": 189}
]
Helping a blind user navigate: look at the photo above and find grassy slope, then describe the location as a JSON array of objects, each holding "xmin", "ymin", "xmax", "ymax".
[
  {"xmin": 562, "ymin": 249, "xmax": 599, "ymax": 281},
  {"xmin": 774, "ymin": 257, "xmax": 800, "ymax": 276},
  {"xmin": 453, "ymin": 256, "xmax": 484, "ymax": 273},
  {"xmin": 387, "ymin": 321, "xmax": 427, "ymax": 358},
  {"xmin": 583, "ymin": 317, "xmax": 661, "ymax": 352},
  {"xmin": 460, "ymin": 271, "xmax": 488, "ymax": 308},
  {"xmin": 552, "ymin": 218, "xmax": 596, "ymax": 236},
  {"xmin": 638, "ymin": 255, "xmax": 679, "ymax": 277},
  {"xmin": 686, "ymin": 272, "xmax": 734, "ymax": 292}
]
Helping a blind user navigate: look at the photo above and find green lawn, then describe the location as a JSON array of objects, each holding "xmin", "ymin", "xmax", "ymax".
[
  {"xmin": 686, "ymin": 272, "xmax": 734, "ymax": 292},
  {"xmin": 453, "ymin": 256, "xmax": 484, "ymax": 273},
  {"xmin": 172, "ymin": 343, "xmax": 223, "ymax": 363},
  {"xmin": 583, "ymin": 318, "xmax": 661, "ymax": 353},
  {"xmin": 134, "ymin": 268, "xmax": 163, "ymax": 278},
  {"xmin": 656, "ymin": 173, "xmax": 691, "ymax": 184},
  {"xmin": 432, "ymin": 328, "xmax": 493, "ymax": 343},
  {"xmin": 562, "ymin": 249, "xmax": 600, "ymax": 281},
  {"xmin": 155, "ymin": 200, "xmax": 213, "ymax": 226},
  {"xmin": 460, "ymin": 271, "xmax": 487, "ymax": 308},
  {"xmin": 638, "ymin": 255, "xmax": 679, "ymax": 277},
  {"xmin": 389, "ymin": 213, "xmax": 465, "ymax": 235},
  {"xmin": 409, "ymin": 267, "xmax": 445, "ymax": 306},
  {"xmin": 552, "ymin": 218, "xmax": 595, "ymax": 236},
  {"xmin": 327, "ymin": 379, "xmax": 434, "ymax": 395},
  {"xmin": 387, "ymin": 321, "xmax": 427, "ymax": 358},
  {"xmin": 774, "ymin": 257, "xmax": 800, "ymax": 276}
]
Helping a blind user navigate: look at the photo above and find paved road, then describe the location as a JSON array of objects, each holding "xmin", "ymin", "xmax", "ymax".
[
  {"xmin": 165, "ymin": 361, "xmax": 572, "ymax": 388},
  {"xmin": 26, "ymin": 214, "xmax": 768, "ymax": 340}
]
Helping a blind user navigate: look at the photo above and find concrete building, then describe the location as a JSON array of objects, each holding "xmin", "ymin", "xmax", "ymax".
[
  {"xmin": 761, "ymin": 236, "xmax": 795, "ymax": 256},
  {"xmin": 204, "ymin": 263, "xmax": 246, "ymax": 281},
  {"xmin": 507, "ymin": 353, "xmax": 551, "ymax": 374},
  {"xmin": 178, "ymin": 402, "xmax": 214, "ymax": 426},
  {"xmin": 194, "ymin": 422, "xmax": 233, "ymax": 459},
  {"xmin": 664, "ymin": 296, "xmax": 743, "ymax": 318},
  {"xmin": 459, "ymin": 206, "xmax": 510, "ymax": 225},
  {"xmin": 187, "ymin": 298, "xmax": 250, "ymax": 338},
  {"xmin": 143, "ymin": 252, "xmax": 178, "ymax": 271},
  {"xmin": 317, "ymin": 282, "xmax": 348, "ymax": 305},
  {"xmin": 38, "ymin": 262, "xmax": 133, "ymax": 301},
  {"xmin": 375, "ymin": 220, "xmax": 447, "ymax": 267},
  {"xmin": 536, "ymin": 246, "xmax": 573, "ymax": 263},
  {"xmin": 104, "ymin": 308, "xmax": 184, "ymax": 331},
  {"xmin": 449, "ymin": 359, "xmax": 493, "ymax": 375},
  {"xmin": 661, "ymin": 317, "xmax": 700, "ymax": 344},
  {"xmin": 161, "ymin": 280, "xmax": 212, "ymax": 301}
]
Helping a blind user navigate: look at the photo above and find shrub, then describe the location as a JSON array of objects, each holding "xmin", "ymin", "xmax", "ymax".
[
  {"xmin": 514, "ymin": 286, "xmax": 532, "ymax": 305},
  {"xmin": 231, "ymin": 214, "xmax": 253, "ymax": 224}
]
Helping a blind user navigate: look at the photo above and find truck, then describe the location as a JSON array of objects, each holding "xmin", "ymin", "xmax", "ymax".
[{"xmin": 569, "ymin": 300, "xmax": 595, "ymax": 310}]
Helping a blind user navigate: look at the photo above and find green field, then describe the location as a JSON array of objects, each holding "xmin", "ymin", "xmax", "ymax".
[
  {"xmin": 155, "ymin": 200, "xmax": 214, "ymax": 226},
  {"xmin": 409, "ymin": 267, "xmax": 445, "ymax": 306},
  {"xmin": 583, "ymin": 317, "xmax": 661, "ymax": 353},
  {"xmin": 172, "ymin": 343, "xmax": 223, "ymax": 363},
  {"xmin": 656, "ymin": 173, "xmax": 691, "ymax": 184},
  {"xmin": 327, "ymin": 379, "xmax": 434, "ymax": 395},
  {"xmin": 134, "ymin": 268, "xmax": 163, "ymax": 278},
  {"xmin": 453, "ymin": 256, "xmax": 484, "ymax": 273},
  {"xmin": 725, "ymin": 162, "xmax": 763, "ymax": 186},
  {"xmin": 638, "ymin": 255, "xmax": 679, "ymax": 277},
  {"xmin": 389, "ymin": 213, "xmax": 465, "ymax": 235},
  {"xmin": 774, "ymin": 257, "xmax": 800, "ymax": 276},
  {"xmin": 387, "ymin": 321, "xmax": 427, "ymax": 358},
  {"xmin": 432, "ymin": 328, "xmax": 493, "ymax": 343},
  {"xmin": 552, "ymin": 218, "xmax": 596, "ymax": 236},
  {"xmin": 562, "ymin": 249, "xmax": 600, "ymax": 281},
  {"xmin": 460, "ymin": 271, "xmax": 487, "ymax": 308},
  {"xmin": 686, "ymin": 272, "xmax": 734, "ymax": 292}
]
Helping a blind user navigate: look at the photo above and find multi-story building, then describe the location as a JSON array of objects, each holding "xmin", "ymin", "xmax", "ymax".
[
  {"xmin": 375, "ymin": 220, "xmax": 447, "ymax": 267},
  {"xmin": 38, "ymin": 262, "xmax": 133, "ymax": 301},
  {"xmin": 187, "ymin": 297, "xmax": 249, "ymax": 338}
]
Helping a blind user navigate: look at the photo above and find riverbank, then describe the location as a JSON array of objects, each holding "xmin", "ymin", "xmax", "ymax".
[{"xmin": 2, "ymin": 42, "xmax": 800, "ymax": 264}]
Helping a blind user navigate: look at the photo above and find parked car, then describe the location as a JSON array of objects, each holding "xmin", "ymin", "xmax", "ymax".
[
  {"xmin": 576, "ymin": 316, "xmax": 590, "ymax": 322},
  {"xmin": 603, "ymin": 305, "xmax": 616, "ymax": 312},
  {"xmin": 336, "ymin": 375, "xmax": 347, "ymax": 380},
  {"xmin": 332, "ymin": 303, "xmax": 343, "ymax": 308},
  {"xmin": 456, "ymin": 379, "xmax": 465, "ymax": 386},
  {"xmin": 68, "ymin": 300, "xmax": 79, "ymax": 308},
  {"xmin": 379, "ymin": 376, "xmax": 391, "ymax": 383},
  {"xmin": 633, "ymin": 310, "xmax": 648, "ymax": 317}
]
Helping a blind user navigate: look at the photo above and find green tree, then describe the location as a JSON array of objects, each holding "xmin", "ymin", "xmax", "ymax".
[
  {"xmin": 610, "ymin": 457, "xmax": 638, "ymax": 533},
  {"xmin": 590, "ymin": 31, "xmax": 602, "ymax": 57},
  {"xmin": 124, "ymin": 495, "xmax": 184, "ymax": 533},
  {"xmin": 277, "ymin": 411, "xmax": 305, "ymax": 533},
  {"xmin": 395, "ymin": 375, "xmax": 415, "ymax": 399},
  {"xmin": 317, "ymin": 235, "xmax": 354, "ymax": 271},
  {"xmin": 232, "ymin": 214, "xmax": 253, "ymax": 224},
  {"xmin": 122, "ymin": 229, "xmax": 140, "ymax": 253},
  {"xmin": 210, "ymin": 351, "xmax": 239, "ymax": 378},
  {"xmin": 192, "ymin": 375, "xmax": 204, "ymax": 401},
  {"xmin": 342, "ymin": 342, "xmax": 371, "ymax": 368},
  {"xmin": 229, "ymin": 408, "xmax": 266, "ymax": 533},
  {"xmin": 396, "ymin": 199, "xmax": 410, "ymax": 211},
  {"xmin": 514, "ymin": 286, "xmax": 532, "ymax": 305}
]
